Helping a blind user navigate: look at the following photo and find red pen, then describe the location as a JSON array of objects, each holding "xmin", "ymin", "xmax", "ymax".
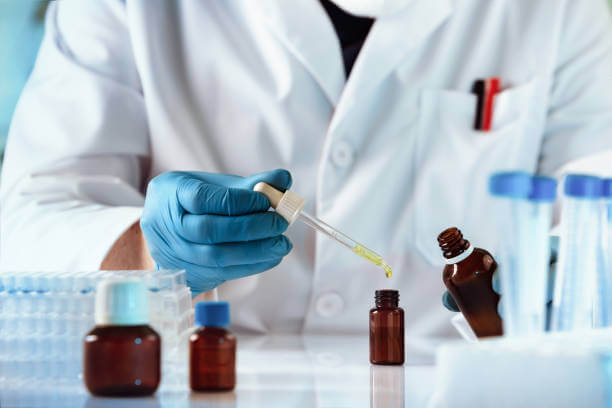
[
  {"xmin": 472, "ymin": 77, "xmax": 501, "ymax": 131},
  {"xmin": 482, "ymin": 77, "xmax": 500, "ymax": 131}
]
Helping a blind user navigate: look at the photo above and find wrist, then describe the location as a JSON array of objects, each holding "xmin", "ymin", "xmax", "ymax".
[{"xmin": 101, "ymin": 221, "xmax": 155, "ymax": 270}]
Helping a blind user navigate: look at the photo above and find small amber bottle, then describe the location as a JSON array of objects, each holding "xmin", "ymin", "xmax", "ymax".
[
  {"xmin": 438, "ymin": 227, "xmax": 502, "ymax": 337},
  {"xmin": 83, "ymin": 279, "xmax": 161, "ymax": 397},
  {"xmin": 369, "ymin": 290, "xmax": 404, "ymax": 365},
  {"xmin": 190, "ymin": 301, "xmax": 236, "ymax": 391}
]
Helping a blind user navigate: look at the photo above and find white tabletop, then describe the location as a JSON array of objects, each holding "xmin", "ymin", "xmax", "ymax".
[{"xmin": 0, "ymin": 335, "xmax": 440, "ymax": 408}]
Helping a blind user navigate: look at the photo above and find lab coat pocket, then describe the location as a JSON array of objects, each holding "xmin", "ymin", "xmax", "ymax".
[{"xmin": 413, "ymin": 80, "xmax": 538, "ymax": 266}]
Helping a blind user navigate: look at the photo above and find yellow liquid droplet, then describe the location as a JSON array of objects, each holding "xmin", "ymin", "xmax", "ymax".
[
  {"xmin": 383, "ymin": 264, "xmax": 392, "ymax": 278},
  {"xmin": 353, "ymin": 245, "xmax": 392, "ymax": 278}
]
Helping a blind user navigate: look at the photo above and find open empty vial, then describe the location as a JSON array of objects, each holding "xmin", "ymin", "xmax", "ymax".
[{"xmin": 369, "ymin": 290, "xmax": 404, "ymax": 365}]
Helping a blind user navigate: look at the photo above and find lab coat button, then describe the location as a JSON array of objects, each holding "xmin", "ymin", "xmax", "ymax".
[
  {"xmin": 315, "ymin": 292, "xmax": 344, "ymax": 317},
  {"xmin": 331, "ymin": 141, "xmax": 354, "ymax": 168}
]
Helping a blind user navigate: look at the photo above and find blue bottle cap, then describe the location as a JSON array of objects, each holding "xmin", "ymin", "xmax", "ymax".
[
  {"xmin": 195, "ymin": 301, "xmax": 230, "ymax": 327},
  {"xmin": 563, "ymin": 174, "xmax": 602, "ymax": 199},
  {"xmin": 489, "ymin": 171, "xmax": 532, "ymax": 199},
  {"xmin": 529, "ymin": 176, "xmax": 557, "ymax": 202},
  {"xmin": 602, "ymin": 179, "xmax": 612, "ymax": 198},
  {"xmin": 95, "ymin": 279, "xmax": 149, "ymax": 326}
]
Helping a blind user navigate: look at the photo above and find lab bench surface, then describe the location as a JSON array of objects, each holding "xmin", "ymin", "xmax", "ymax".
[{"xmin": 0, "ymin": 334, "xmax": 440, "ymax": 408}]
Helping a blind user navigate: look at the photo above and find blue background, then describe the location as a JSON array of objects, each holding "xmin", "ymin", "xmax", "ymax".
[{"xmin": 0, "ymin": 0, "xmax": 47, "ymax": 164}]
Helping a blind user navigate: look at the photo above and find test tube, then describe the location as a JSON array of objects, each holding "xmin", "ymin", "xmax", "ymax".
[
  {"xmin": 552, "ymin": 174, "xmax": 603, "ymax": 332},
  {"xmin": 596, "ymin": 179, "xmax": 612, "ymax": 327},
  {"xmin": 523, "ymin": 176, "xmax": 557, "ymax": 334},
  {"xmin": 489, "ymin": 171, "xmax": 532, "ymax": 337}
]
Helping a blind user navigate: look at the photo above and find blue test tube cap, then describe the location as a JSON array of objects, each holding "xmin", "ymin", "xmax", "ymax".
[
  {"xmin": 602, "ymin": 179, "xmax": 612, "ymax": 198},
  {"xmin": 529, "ymin": 176, "xmax": 557, "ymax": 202},
  {"xmin": 489, "ymin": 171, "xmax": 532, "ymax": 199},
  {"xmin": 195, "ymin": 301, "xmax": 230, "ymax": 327},
  {"xmin": 563, "ymin": 174, "xmax": 602, "ymax": 199}
]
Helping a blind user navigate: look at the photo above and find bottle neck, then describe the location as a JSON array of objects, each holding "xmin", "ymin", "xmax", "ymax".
[
  {"xmin": 196, "ymin": 326, "xmax": 230, "ymax": 335},
  {"xmin": 196, "ymin": 324, "xmax": 226, "ymax": 329},
  {"xmin": 374, "ymin": 290, "xmax": 399, "ymax": 308},
  {"xmin": 437, "ymin": 227, "xmax": 471, "ymax": 260}
]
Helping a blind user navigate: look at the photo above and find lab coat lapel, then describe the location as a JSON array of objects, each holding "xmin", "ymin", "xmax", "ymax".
[
  {"xmin": 330, "ymin": 0, "xmax": 453, "ymax": 131},
  {"xmin": 257, "ymin": 0, "xmax": 346, "ymax": 107}
]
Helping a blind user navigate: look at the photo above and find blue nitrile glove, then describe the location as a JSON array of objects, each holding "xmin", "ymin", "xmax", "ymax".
[
  {"xmin": 141, "ymin": 169, "xmax": 293, "ymax": 297},
  {"xmin": 442, "ymin": 289, "xmax": 460, "ymax": 312},
  {"xmin": 442, "ymin": 236, "xmax": 558, "ymax": 325}
]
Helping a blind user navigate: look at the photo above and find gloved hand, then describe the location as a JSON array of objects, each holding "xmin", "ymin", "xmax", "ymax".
[
  {"xmin": 442, "ymin": 237, "xmax": 559, "ymax": 323},
  {"xmin": 141, "ymin": 169, "xmax": 293, "ymax": 297}
]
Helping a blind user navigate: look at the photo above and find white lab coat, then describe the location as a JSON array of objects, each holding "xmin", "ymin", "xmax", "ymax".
[{"xmin": 2, "ymin": 0, "xmax": 612, "ymax": 337}]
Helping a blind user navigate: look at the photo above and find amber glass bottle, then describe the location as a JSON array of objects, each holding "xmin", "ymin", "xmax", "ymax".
[
  {"xmin": 190, "ymin": 301, "xmax": 236, "ymax": 391},
  {"xmin": 438, "ymin": 227, "xmax": 502, "ymax": 337},
  {"xmin": 369, "ymin": 290, "xmax": 404, "ymax": 365},
  {"xmin": 83, "ymin": 279, "xmax": 161, "ymax": 396}
]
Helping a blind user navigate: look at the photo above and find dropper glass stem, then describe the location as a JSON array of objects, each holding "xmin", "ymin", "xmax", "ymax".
[
  {"xmin": 297, "ymin": 212, "xmax": 392, "ymax": 278},
  {"xmin": 251, "ymin": 182, "xmax": 392, "ymax": 278}
]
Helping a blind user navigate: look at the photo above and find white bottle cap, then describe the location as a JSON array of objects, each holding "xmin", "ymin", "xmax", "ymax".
[{"xmin": 253, "ymin": 182, "xmax": 306, "ymax": 225}]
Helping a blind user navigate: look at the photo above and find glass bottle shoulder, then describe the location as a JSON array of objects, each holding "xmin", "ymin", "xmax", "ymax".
[
  {"xmin": 443, "ymin": 247, "xmax": 496, "ymax": 280},
  {"xmin": 190, "ymin": 327, "xmax": 236, "ymax": 346},
  {"xmin": 369, "ymin": 307, "xmax": 404, "ymax": 315},
  {"xmin": 84, "ymin": 325, "xmax": 160, "ymax": 343}
]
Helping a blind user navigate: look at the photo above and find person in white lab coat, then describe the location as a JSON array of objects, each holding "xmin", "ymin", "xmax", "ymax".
[{"xmin": 2, "ymin": 0, "xmax": 612, "ymax": 337}]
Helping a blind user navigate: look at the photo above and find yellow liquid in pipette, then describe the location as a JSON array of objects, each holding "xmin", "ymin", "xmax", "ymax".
[
  {"xmin": 382, "ymin": 264, "xmax": 392, "ymax": 279},
  {"xmin": 353, "ymin": 245, "xmax": 393, "ymax": 278}
]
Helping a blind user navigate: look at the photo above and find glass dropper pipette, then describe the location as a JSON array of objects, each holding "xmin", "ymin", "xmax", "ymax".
[{"xmin": 254, "ymin": 183, "xmax": 392, "ymax": 278}]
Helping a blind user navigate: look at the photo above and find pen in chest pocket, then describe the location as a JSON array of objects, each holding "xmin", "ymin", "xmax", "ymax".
[{"xmin": 472, "ymin": 77, "xmax": 501, "ymax": 132}]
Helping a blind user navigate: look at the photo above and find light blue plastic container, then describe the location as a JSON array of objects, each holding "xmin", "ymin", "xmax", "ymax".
[
  {"xmin": 523, "ymin": 176, "xmax": 557, "ymax": 334},
  {"xmin": 552, "ymin": 175, "xmax": 603, "ymax": 332},
  {"xmin": 489, "ymin": 171, "xmax": 533, "ymax": 337},
  {"xmin": 597, "ymin": 179, "xmax": 612, "ymax": 328}
]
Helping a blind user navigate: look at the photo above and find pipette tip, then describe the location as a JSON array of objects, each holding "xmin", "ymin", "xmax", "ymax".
[{"xmin": 383, "ymin": 264, "xmax": 392, "ymax": 278}]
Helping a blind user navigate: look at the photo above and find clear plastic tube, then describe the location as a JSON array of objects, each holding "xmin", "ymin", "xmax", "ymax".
[
  {"xmin": 596, "ymin": 195, "xmax": 612, "ymax": 327},
  {"xmin": 521, "ymin": 199, "xmax": 554, "ymax": 334},
  {"xmin": 552, "ymin": 196, "xmax": 600, "ymax": 331},
  {"xmin": 495, "ymin": 197, "xmax": 531, "ymax": 336},
  {"xmin": 489, "ymin": 172, "xmax": 533, "ymax": 337},
  {"xmin": 298, "ymin": 212, "xmax": 392, "ymax": 278}
]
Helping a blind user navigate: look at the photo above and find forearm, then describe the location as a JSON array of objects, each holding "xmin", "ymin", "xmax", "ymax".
[{"xmin": 101, "ymin": 221, "xmax": 155, "ymax": 270}]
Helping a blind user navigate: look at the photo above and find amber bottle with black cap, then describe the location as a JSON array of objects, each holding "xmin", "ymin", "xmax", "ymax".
[{"xmin": 438, "ymin": 227, "xmax": 502, "ymax": 337}]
